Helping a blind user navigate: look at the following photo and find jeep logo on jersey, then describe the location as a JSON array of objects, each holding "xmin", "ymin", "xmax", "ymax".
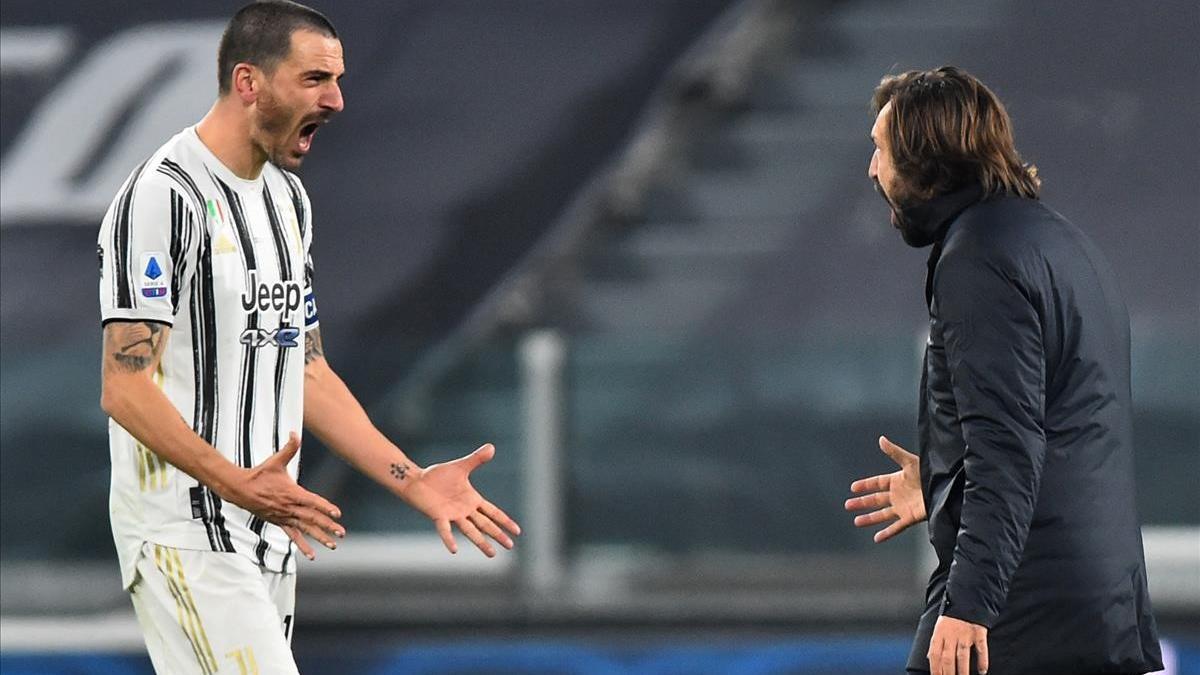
[
  {"xmin": 239, "ymin": 326, "xmax": 301, "ymax": 349},
  {"xmin": 240, "ymin": 271, "xmax": 302, "ymax": 315}
]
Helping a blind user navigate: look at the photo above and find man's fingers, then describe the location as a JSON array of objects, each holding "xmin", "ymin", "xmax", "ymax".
[
  {"xmin": 273, "ymin": 431, "xmax": 301, "ymax": 465},
  {"xmin": 463, "ymin": 443, "xmax": 496, "ymax": 471},
  {"xmin": 469, "ymin": 512, "xmax": 513, "ymax": 549},
  {"xmin": 435, "ymin": 519, "xmax": 457, "ymax": 554},
  {"xmin": 940, "ymin": 640, "xmax": 955, "ymax": 675},
  {"xmin": 878, "ymin": 435, "xmax": 912, "ymax": 464},
  {"xmin": 849, "ymin": 474, "xmax": 888, "ymax": 494},
  {"xmin": 957, "ymin": 642, "xmax": 970, "ymax": 675},
  {"xmin": 479, "ymin": 499, "xmax": 521, "ymax": 536},
  {"xmin": 284, "ymin": 525, "xmax": 316, "ymax": 561},
  {"xmin": 873, "ymin": 519, "xmax": 910, "ymax": 543},
  {"xmin": 297, "ymin": 507, "xmax": 344, "ymax": 546},
  {"xmin": 292, "ymin": 487, "xmax": 342, "ymax": 521},
  {"xmin": 291, "ymin": 515, "xmax": 339, "ymax": 550},
  {"xmin": 927, "ymin": 635, "xmax": 942, "ymax": 675},
  {"xmin": 976, "ymin": 633, "xmax": 989, "ymax": 674},
  {"xmin": 456, "ymin": 517, "xmax": 495, "ymax": 558},
  {"xmin": 845, "ymin": 491, "xmax": 889, "ymax": 512},
  {"xmin": 853, "ymin": 507, "xmax": 893, "ymax": 528}
]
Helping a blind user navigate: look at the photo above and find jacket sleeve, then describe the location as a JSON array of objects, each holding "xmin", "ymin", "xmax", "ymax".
[{"xmin": 933, "ymin": 247, "xmax": 1047, "ymax": 628}]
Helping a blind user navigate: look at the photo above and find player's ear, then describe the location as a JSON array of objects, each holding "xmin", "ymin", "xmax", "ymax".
[{"xmin": 231, "ymin": 63, "xmax": 259, "ymax": 104}]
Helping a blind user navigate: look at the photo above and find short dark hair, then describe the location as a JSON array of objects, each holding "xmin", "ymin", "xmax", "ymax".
[
  {"xmin": 872, "ymin": 66, "xmax": 1040, "ymax": 201},
  {"xmin": 217, "ymin": 0, "xmax": 338, "ymax": 94}
]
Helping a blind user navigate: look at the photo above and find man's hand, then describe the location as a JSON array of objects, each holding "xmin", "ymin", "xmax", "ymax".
[
  {"xmin": 928, "ymin": 615, "xmax": 989, "ymax": 675},
  {"xmin": 400, "ymin": 444, "xmax": 521, "ymax": 557},
  {"xmin": 100, "ymin": 322, "xmax": 341, "ymax": 562},
  {"xmin": 220, "ymin": 432, "xmax": 345, "ymax": 561},
  {"xmin": 302, "ymin": 341, "xmax": 519, "ymax": 559},
  {"xmin": 844, "ymin": 435, "xmax": 926, "ymax": 542}
]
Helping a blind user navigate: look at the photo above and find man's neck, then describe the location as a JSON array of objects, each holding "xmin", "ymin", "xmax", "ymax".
[{"xmin": 195, "ymin": 100, "xmax": 267, "ymax": 180}]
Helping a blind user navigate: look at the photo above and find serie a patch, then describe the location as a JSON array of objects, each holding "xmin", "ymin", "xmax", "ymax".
[{"xmin": 139, "ymin": 251, "xmax": 168, "ymax": 299}]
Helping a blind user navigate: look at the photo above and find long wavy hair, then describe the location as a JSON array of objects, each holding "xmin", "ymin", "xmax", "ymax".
[{"xmin": 872, "ymin": 66, "xmax": 1040, "ymax": 201}]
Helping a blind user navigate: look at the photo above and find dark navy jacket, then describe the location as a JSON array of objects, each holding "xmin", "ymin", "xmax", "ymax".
[{"xmin": 904, "ymin": 190, "xmax": 1162, "ymax": 674}]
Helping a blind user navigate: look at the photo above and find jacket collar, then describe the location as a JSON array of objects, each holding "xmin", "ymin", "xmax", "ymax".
[
  {"xmin": 898, "ymin": 183, "xmax": 984, "ymax": 249},
  {"xmin": 911, "ymin": 183, "xmax": 984, "ymax": 308}
]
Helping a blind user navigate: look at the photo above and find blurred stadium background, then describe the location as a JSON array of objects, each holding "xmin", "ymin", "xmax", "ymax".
[{"xmin": 1, "ymin": 0, "xmax": 1197, "ymax": 673}]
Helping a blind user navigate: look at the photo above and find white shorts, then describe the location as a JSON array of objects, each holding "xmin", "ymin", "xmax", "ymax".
[{"xmin": 128, "ymin": 542, "xmax": 298, "ymax": 674}]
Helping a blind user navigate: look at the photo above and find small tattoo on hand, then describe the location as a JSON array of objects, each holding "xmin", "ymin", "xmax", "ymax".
[{"xmin": 389, "ymin": 463, "xmax": 409, "ymax": 480}]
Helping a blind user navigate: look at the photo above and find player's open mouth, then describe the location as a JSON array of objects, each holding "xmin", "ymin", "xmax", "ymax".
[{"xmin": 298, "ymin": 123, "xmax": 320, "ymax": 153}]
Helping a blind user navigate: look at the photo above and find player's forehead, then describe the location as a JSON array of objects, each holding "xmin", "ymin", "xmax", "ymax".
[
  {"xmin": 282, "ymin": 29, "xmax": 344, "ymax": 76},
  {"xmin": 871, "ymin": 100, "xmax": 892, "ymax": 144}
]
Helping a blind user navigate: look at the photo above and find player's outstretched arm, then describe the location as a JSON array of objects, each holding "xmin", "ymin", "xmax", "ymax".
[
  {"xmin": 100, "ymin": 320, "xmax": 344, "ymax": 559},
  {"xmin": 302, "ymin": 328, "xmax": 521, "ymax": 557},
  {"xmin": 844, "ymin": 435, "xmax": 926, "ymax": 543}
]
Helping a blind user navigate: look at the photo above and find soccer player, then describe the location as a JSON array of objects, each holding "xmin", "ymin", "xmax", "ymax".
[
  {"xmin": 845, "ymin": 67, "xmax": 1162, "ymax": 675},
  {"xmin": 97, "ymin": 2, "xmax": 520, "ymax": 672}
]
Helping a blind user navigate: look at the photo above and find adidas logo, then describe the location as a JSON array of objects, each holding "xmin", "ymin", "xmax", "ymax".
[{"xmin": 213, "ymin": 231, "xmax": 238, "ymax": 255}]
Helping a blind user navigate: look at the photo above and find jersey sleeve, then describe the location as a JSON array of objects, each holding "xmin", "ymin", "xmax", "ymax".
[{"xmin": 98, "ymin": 169, "xmax": 201, "ymax": 326}]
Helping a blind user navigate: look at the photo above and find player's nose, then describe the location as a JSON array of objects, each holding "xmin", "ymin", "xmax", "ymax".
[{"xmin": 321, "ymin": 84, "xmax": 344, "ymax": 114}]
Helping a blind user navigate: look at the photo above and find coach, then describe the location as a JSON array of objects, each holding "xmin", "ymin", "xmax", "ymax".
[{"xmin": 845, "ymin": 66, "xmax": 1162, "ymax": 675}]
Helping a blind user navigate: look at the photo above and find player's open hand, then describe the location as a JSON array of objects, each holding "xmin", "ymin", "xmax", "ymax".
[
  {"xmin": 222, "ymin": 432, "xmax": 345, "ymax": 560},
  {"xmin": 402, "ymin": 443, "xmax": 521, "ymax": 557},
  {"xmin": 844, "ymin": 435, "xmax": 926, "ymax": 543}
]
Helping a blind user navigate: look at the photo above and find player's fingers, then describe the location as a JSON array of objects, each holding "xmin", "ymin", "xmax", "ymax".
[
  {"xmin": 463, "ymin": 443, "xmax": 495, "ymax": 471},
  {"xmin": 435, "ymin": 519, "xmax": 457, "ymax": 554},
  {"xmin": 296, "ymin": 507, "xmax": 344, "ymax": 543},
  {"xmin": 849, "ymin": 475, "xmax": 888, "ymax": 494},
  {"xmin": 455, "ymin": 517, "xmax": 494, "ymax": 558},
  {"xmin": 479, "ymin": 499, "xmax": 521, "ymax": 536},
  {"xmin": 939, "ymin": 640, "xmax": 955, "ymax": 675},
  {"xmin": 845, "ymin": 491, "xmax": 889, "ymax": 511},
  {"xmin": 976, "ymin": 633, "xmax": 989, "ymax": 674},
  {"xmin": 273, "ymin": 432, "xmax": 301, "ymax": 465},
  {"xmin": 879, "ymin": 435, "xmax": 911, "ymax": 464},
  {"xmin": 291, "ymin": 515, "xmax": 338, "ymax": 550},
  {"xmin": 957, "ymin": 642, "xmax": 970, "ymax": 675},
  {"xmin": 874, "ymin": 519, "xmax": 911, "ymax": 543},
  {"xmin": 284, "ymin": 525, "xmax": 316, "ymax": 561},
  {"xmin": 292, "ymin": 486, "xmax": 342, "ymax": 521},
  {"xmin": 469, "ymin": 511, "xmax": 513, "ymax": 550},
  {"xmin": 854, "ymin": 507, "xmax": 893, "ymax": 528},
  {"xmin": 927, "ymin": 635, "xmax": 942, "ymax": 675}
]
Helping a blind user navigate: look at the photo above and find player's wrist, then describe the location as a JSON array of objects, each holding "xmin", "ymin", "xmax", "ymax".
[
  {"xmin": 205, "ymin": 457, "xmax": 248, "ymax": 501},
  {"xmin": 388, "ymin": 463, "xmax": 426, "ymax": 498}
]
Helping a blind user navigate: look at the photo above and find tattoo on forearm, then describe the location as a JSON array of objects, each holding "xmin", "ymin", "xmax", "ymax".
[
  {"xmin": 305, "ymin": 328, "xmax": 324, "ymax": 364},
  {"xmin": 389, "ymin": 463, "xmax": 410, "ymax": 480},
  {"xmin": 106, "ymin": 322, "xmax": 167, "ymax": 373}
]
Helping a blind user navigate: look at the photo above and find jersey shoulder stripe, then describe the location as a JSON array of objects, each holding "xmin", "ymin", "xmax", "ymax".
[
  {"xmin": 111, "ymin": 159, "xmax": 152, "ymax": 310},
  {"xmin": 157, "ymin": 158, "xmax": 207, "ymax": 229}
]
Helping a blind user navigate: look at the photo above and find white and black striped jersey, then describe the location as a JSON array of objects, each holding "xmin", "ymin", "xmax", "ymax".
[{"xmin": 98, "ymin": 126, "xmax": 319, "ymax": 588}]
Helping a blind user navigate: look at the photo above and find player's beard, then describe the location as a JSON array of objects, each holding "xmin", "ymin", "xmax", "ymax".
[
  {"xmin": 873, "ymin": 176, "xmax": 927, "ymax": 248},
  {"xmin": 254, "ymin": 88, "xmax": 306, "ymax": 171}
]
